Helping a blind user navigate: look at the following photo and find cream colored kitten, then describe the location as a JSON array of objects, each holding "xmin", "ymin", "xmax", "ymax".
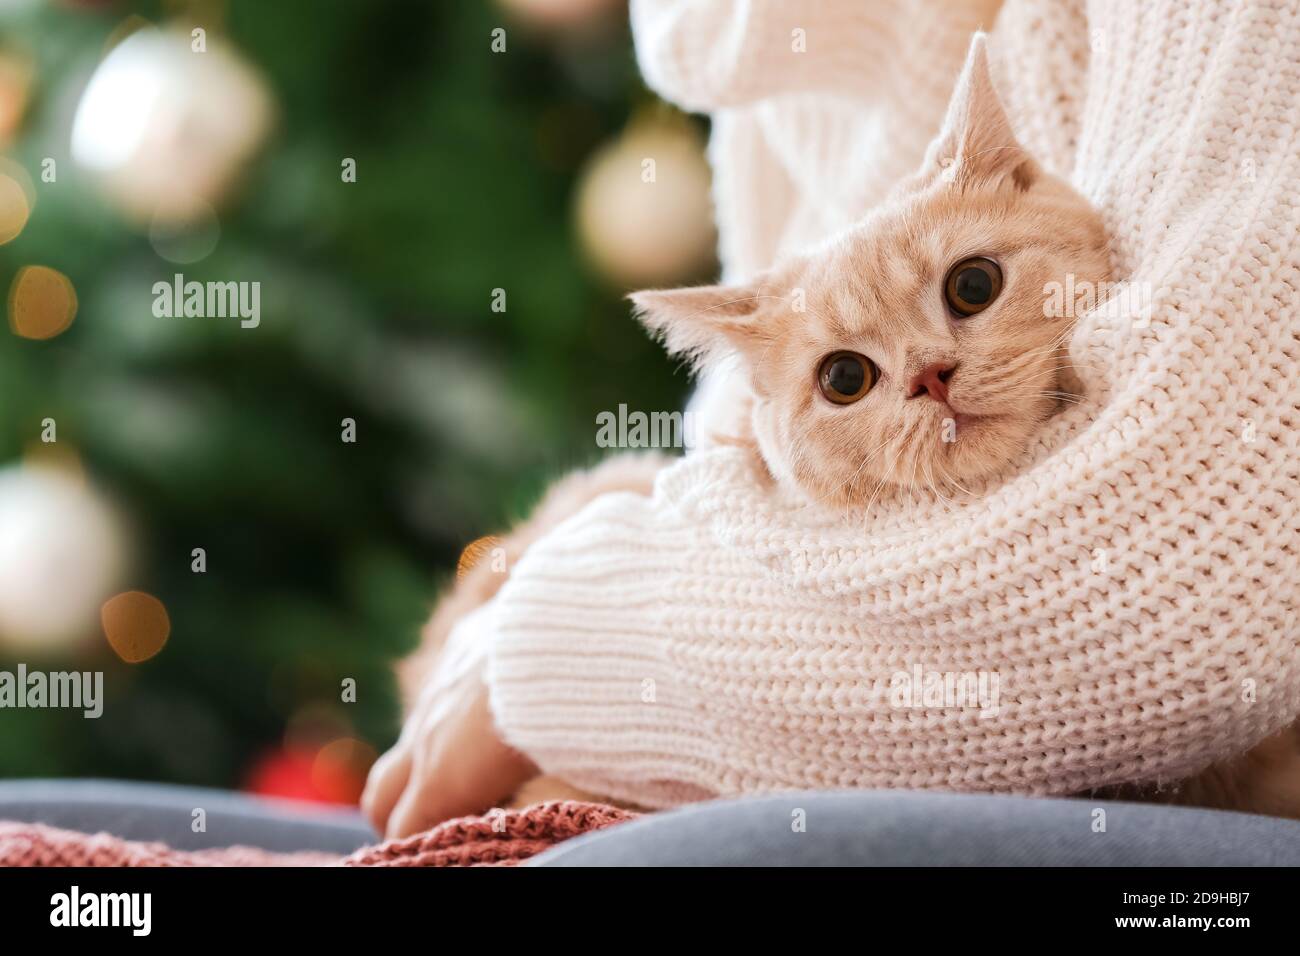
[
  {"xmin": 630, "ymin": 41, "xmax": 1107, "ymax": 507},
  {"xmin": 399, "ymin": 42, "xmax": 1296, "ymax": 818}
]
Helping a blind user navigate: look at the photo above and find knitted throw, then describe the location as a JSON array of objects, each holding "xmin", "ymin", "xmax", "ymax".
[
  {"xmin": 485, "ymin": 0, "xmax": 1300, "ymax": 808},
  {"xmin": 0, "ymin": 802, "xmax": 634, "ymax": 867}
]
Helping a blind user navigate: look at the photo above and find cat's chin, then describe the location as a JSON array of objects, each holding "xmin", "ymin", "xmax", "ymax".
[{"xmin": 933, "ymin": 411, "xmax": 1036, "ymax": 484}]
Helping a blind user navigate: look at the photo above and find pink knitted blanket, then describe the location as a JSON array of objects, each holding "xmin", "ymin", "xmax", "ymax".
[{"xmin": 0, "ymin": 801, "xmax": 634, "ymax": 867}]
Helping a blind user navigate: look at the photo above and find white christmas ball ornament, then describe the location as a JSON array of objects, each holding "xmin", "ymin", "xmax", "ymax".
[
  {"xmin": 496, "ymin": 0, "xmax": 622, "ymax": 28},
  {"xmin": 0, "ymin": 466, "xmax": 127, "ymax": 652},
  {"xmin": 70, "ymin": 27, "xmax": 272, "ymax": 225}
]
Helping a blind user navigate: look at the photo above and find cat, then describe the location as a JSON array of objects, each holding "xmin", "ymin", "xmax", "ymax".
[{"xmin": 388, "ymin": 40, "xmax": 1297, "ymax": 820}]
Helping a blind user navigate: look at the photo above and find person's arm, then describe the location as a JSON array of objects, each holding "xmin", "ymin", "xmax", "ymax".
[
  {"xmin": 483, "ymin": 442, "xmax": 1298, "ymax": 808},
  {"xmin": 631, "ymin": 0, "xmax": 1004, "ymax": 112}
]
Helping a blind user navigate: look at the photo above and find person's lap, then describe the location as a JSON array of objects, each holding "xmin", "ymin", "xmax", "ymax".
[
  {"xmin": 0, "ymin": 778, "xmax": 376, "ymax": 854},
  {"xmin": 530, "ymin": 790, "xmax": 1300, "ymax": 866},
  {"xmin": 4, "ymin": 779, "xmax": 1299, "ymax": 865}
]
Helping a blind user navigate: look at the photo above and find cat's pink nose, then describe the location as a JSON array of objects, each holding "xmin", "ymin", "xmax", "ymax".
[{"xmin": 907, "ymin": 362, "xmax": 956, "ymax": 404}]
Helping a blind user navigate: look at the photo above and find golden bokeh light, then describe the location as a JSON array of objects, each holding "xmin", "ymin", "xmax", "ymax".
[
  {"xmin": 311, "ymin": 736, "xmax": 378, "ymax": 804},
  {"xmin": 282, "ymin": 701, "xmax": 351, "ymax": 752},
  {"xmin": 0, "ymin": 171, "xmax": 29, "ymax": 244},
  {"xmin": 0, "ymin": 52, "xmax": 33, "ymax": 146},
  {"xmin": 8, "ymin": 265, "xmax": 78, "ymax": 340},
  {"xmin": 456, "ymin": 534, "xmax": 502, "ymax": 579},
  {"xmin": 101, "ymin": 590, "xmax": 171, "ymax": 663}
]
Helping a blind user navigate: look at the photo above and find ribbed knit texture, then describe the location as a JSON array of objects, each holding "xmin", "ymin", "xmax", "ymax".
[
  {"xmin": 486, "ymin": 0, "xmax": 1300, "ymax": 808},
  {"xmin": 0, "ymin": 802, "xmax": 633, "ymax": 867}
]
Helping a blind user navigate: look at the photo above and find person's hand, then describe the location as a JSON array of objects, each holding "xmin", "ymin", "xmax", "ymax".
[{"xmin": 362, "ymin": 604, "xmax": 537, "ymax": 839}]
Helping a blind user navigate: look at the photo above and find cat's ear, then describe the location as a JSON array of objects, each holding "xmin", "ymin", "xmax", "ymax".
[
  {"xmin": 920, "ymin": 33, "xmax": 1037, "ymax": 191},
  {"xmin": 629, "ymin": 282, "xmax": 773, "ymax": 368}
]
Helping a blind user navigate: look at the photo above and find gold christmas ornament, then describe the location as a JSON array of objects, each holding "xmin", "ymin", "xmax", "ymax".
[{"xmin": 575, "ymin": 114, "xmax": 716, "ymax": 289}]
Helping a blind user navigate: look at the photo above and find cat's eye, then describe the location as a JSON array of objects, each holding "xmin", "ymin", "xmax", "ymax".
[
  {"xmin": 944, "ymin": 257, "xmax": 1003, "ymax": 316},
  {"xmin": 817, "ymin": 351, "xmax": 876, "ymax": 404}
]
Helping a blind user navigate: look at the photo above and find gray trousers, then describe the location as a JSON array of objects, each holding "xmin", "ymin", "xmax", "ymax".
[{"xmin": 3, "ymin": 779, "xmax": 1298, "ymax": 865}]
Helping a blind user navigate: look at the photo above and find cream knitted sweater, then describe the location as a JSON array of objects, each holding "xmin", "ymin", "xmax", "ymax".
[{"xmin": 484, "ymin": 0, "xmax": 1300, "ymax": 807}]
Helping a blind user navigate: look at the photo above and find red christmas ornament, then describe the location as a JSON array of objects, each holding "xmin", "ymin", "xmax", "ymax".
[{"xmin": 243, "ymin": 740, "xmax": 374, "ymax": 806}]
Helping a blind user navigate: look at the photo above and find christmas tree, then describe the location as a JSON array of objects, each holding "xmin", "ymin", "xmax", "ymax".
[{"xmin": 0, "ymin": 0, "xmax": 712, "ymax": 801}]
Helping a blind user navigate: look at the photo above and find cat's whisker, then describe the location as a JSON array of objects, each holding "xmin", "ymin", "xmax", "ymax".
[
  {"xmin": 922, "ymin": 457, "xmax": 952, "ymax": 510},
  {"xmin": 1000, "ymin": 343, "xmax": 1078, "ymax": 372},
  {"xmin": 861, "ymin": 473, "xmax": 891, "ymax": 516},
  {"xmin": 1036, "ymin": 390, "xmax": 1085, "ymax": 405},
  {"xmin": 1009, "ymin": 346, "xmax": 1073, "ymax": 366},
  {"xmin": 839, "ymin": 456, "xmax": 876, "ymax": 501},
  {"xmin": 937, "ymin": 461, "xmax": 975, "ymax": 497},
  {"xmin": 1016, "ymin": 329, "xmax": 1076, "ymax": 353},
  {"xmin": 861, "ymin": 421, "xmax": 917, "ymax": 511},
  {"xmin": 896, "ymin": 426, "xmax": 929, "ymax": 509},
  {"xmin": 834, "ymin": 430, "xmax": 901, "ymax": 500},
  {"xmin": 998, "ymin": 331, "xmax": 1079, "ymax": 368}
]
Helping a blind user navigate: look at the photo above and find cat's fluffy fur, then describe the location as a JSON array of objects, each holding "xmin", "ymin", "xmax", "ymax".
[{"xmin": 398, "ymin": 39, "xmax": 1297, "ymax": 818}]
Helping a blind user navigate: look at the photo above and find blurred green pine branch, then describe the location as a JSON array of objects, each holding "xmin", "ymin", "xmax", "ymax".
[{"xmin": 0, "ymin": 0, "xmax": 690, "ymax": 790}]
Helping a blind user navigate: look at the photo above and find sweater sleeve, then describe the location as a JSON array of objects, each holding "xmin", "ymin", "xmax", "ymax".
[{"xmin": 630, "ymin": 0, "xmax": 1004, "ymax": 112}]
